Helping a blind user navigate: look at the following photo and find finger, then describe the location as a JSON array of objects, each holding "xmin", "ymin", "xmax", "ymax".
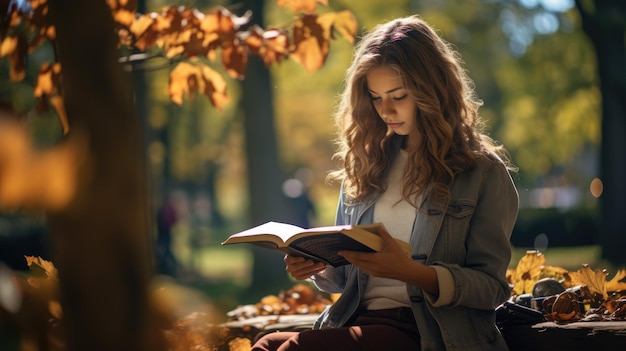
[
  {"xmin": 376, "ymin": 230, "xmax": 403, "ymax": 252},
  {"xmin": 286, "ymin": 259, "xmax": 324, "ymax": 273},
  {"xmin": 289, "ymin": 263, "xmax": 326, "ymax": 280},
  {"xmin": 377, "ymin": 228, "xmax": 396, "ymax": 243},
  {"xmin": 284, "ymin": 254, "xmax": 307, "ymax": 265}
]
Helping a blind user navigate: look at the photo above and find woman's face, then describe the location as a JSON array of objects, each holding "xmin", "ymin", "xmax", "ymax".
[{"xmin": 366, "ymin": 66, "xmax": 417, "ymax": 138}]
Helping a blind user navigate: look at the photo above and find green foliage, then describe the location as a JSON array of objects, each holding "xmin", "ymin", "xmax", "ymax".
[{"xmin": 498, "ymin": 12, "xmax": 599, "ymax": 184}]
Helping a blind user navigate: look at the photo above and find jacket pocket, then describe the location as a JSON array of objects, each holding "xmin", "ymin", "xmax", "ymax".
[
  {"xmin": 445, "ymin": 199, "xmax": 475, "ymax": 219},
  {"xmin": 435, "ymin": 199, "xmax": 476, "ymax": 262}
]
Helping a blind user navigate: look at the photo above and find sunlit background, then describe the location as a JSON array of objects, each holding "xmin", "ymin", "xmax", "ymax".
[{"xmin": 0, "ymin": 0, "xmax": 608, "ymax": 311}]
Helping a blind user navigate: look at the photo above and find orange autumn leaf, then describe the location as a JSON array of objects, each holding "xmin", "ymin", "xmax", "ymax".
[
  {"xmin": 511, "ymin": 251, "xmax": 546, "ymax": 295},
  {"xmin": 243, "ymin": 26, "xmax": 290, "ymax": 67},
  {"xmin": 169, "ymin": 62, "xmax": 201, "ymax": 104},
  {"xmin": 222, "ymin": 42, "xmax": 247, "ymax": 79},
  {"xmin": 276, "ymin": 0, "xmax": 328, "ymax": 14},
  {"xmin": 33, "ymin": 63, "xmax": 69, "ymax": 134},
  {"xmin": 161, "ymin": 9, "xmax": 207, "ymax": 59},
  {"xmin": 112, "ymin": 9, "xmax": 136, "ymax": 27},
  {"xmin": 0, "ymin": 121, "xmax": 87, "ymax": 211},
  {"xmin": 129, "ymin": 14, "xmax": 159, "ymax": 51},
  {"xmin": 290, "ymin": 14, "xmax": 329, "ymax": 72},
  {"xmin": 26, "ymin": 0, "xmax": 55, "ymax": 49},
  {"xmin": 262, "ymin": 29, "xmax": 290, "ymax": 64},
  {"xmin": 34, "ymin": 63, "xmax": 62, "ymax": 97},
  {"xmin": 25, "ymin": 256, "xmax": 59, "ymax": 281},
  {"xmin": 2, "ymin": 0, "xmax": 355, "ymax": 111},
  {"xmin": 568, "ymin": 264, "xmax": 608, "ymax": 298},
  {"xmin": 0, "ymin": 34, "xmax": 27, "ymax": 81},
  {"xmin": 199, "ymin": 7, "xmax": 243, "ymax": 42},
  {"xmin": 0, "ymin": 35, "xmax": 18, "ymax": 56},
  {"xmin": 290, "ymin": 11, "xmax": 357, "ymax": 72},
  {"xmin": 328, "ymin": 10, "xmax": 358, "ymax": 44},
  {"xmin": 108, "ymin": 0, "xmax": 136, "ymax": 26},
  {"xmin": 107, "ymin": 0, "xmax": 137, "ymax": 27},
  {"xmin": 48, "ymin": 95, "xmax": 69, "ymax": 135},
  {"xmin": 168, "ymin": 62, "xmax": 229, "ymax": 109}
]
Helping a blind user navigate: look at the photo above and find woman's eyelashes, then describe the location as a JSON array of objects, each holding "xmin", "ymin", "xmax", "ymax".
[
  {"xmin": 394, "ymin": 94, "xmax": 408, "ymax": 101},
  {"xmin": 370, "ymin": 94, "xmax": 408, "ymax": 102}
]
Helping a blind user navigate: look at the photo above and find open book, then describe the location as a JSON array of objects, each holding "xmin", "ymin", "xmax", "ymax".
[{"xmin": 221, "ymin": 221, "xmax": 412, "ymax": 267}]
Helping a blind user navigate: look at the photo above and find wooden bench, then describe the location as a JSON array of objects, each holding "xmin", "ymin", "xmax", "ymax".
[
  {"xmin": 500, "ymin": 321, "xmax": 626, "ymax": 351},
  {"xmin": 223, "ymin": 310, "xmax": 626, "ymax": 350}
]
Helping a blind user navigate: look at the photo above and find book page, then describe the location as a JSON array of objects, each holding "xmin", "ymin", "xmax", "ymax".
[{"xmin": 225, "ymin": 221, "xmax": 305, "ymax": 244}]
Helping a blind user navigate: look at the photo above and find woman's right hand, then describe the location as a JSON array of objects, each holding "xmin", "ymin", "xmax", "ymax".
[{"xmin": 284, "ymin": 254, "xmax": 327, "ymax": 280}]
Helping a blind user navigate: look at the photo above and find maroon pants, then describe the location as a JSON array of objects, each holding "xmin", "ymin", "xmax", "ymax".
[{"xmin": 251, "ymin": 308, "xmax": 421, "ymax": 351}]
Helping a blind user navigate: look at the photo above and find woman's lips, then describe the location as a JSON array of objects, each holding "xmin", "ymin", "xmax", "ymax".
[{"xmin": 387, "ymin": 122, "xmax": 403, "ymax": 129}]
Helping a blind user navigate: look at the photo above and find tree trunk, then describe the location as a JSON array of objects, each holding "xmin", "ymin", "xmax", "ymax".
[
  {"xmin": 46, "ymin": 1, "xmax": 164, "ymax": 350},
  {"xmin": 233, "ymin": 0, "xmax": 295, "ymax": 300},
  {"xmin": 576, "ymin": 0, "xmax": 626, "ymax": 266}
]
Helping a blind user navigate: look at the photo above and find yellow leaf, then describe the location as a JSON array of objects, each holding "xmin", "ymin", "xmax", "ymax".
[
  {"xmin": 511, "ymin": 250, "xmax": 545, "ymax": 295},
  {"xmin": 606, "ymin": 269, "xmax": 626, "ymax": 293},
  {"xmin": 538, "ymin": 265, "xmax": 570, "ymax": 285},
  {"xmin": 568, "ymin": 264, "xmax": 608, "ymax": 298}
]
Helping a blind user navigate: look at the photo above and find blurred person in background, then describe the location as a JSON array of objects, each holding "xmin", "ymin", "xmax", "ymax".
[{"xmin": 156, "ymin": 196, "xmax": 178, "ymax": 276}]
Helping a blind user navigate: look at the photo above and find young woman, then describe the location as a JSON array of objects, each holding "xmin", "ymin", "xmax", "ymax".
[{"xmin": 252, "ymin": 15, "xmax": 518, "ymax": 351}]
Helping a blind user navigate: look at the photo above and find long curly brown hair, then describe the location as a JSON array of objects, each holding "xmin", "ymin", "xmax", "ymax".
[{"xmin": 328, "ymin": 15, "xmax": 514, "ymax": 206}]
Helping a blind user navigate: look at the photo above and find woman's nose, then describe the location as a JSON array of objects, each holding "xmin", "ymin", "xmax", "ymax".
[{"xmin": 380, "ymin": 99, "xmax": 395, "ymax": 118}]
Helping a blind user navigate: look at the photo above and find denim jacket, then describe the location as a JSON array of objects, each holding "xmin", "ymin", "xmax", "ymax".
[{"xmin": 311, "ymin": 154, "xmax": 518, "ymax": 351}]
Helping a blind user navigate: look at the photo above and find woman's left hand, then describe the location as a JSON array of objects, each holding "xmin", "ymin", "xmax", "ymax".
[{"xmin": 338, "ymin": 228, "xmax": 414, "ymax": 281}]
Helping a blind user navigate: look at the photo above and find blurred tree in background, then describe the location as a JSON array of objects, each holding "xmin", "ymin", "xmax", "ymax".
[{"xmin": 574, "ymin": 0, "xmax": 626, "ymax": 266}]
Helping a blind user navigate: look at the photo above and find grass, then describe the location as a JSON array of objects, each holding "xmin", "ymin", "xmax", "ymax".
[{"xmin": 510, "ymin": 245, "xmax": 617, "ymax": 272}]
